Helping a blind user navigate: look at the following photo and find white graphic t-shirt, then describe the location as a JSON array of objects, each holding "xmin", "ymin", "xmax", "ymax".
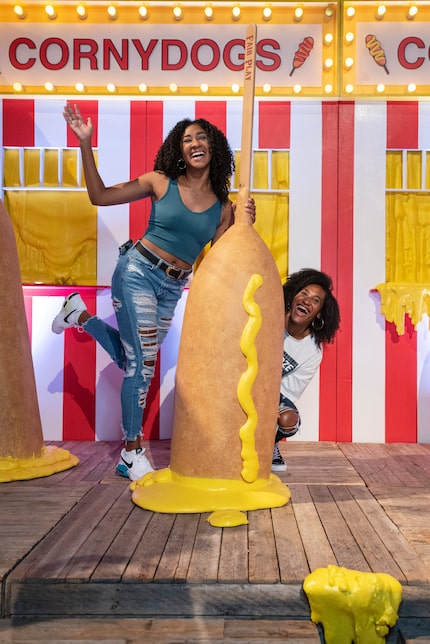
[{"xmin": 280, "ymin": 331, "xmax": 322, "ymax": 404}]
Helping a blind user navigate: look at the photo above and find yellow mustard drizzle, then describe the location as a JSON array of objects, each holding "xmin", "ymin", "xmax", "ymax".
[
  {"xmin": 375, "ymin": 282, "xmax": 430, "ymax": 335},
  {"xmin": 237, "ymin": 274, "xmax": 263, "ymax": 484},
  {"xmin": 304, "ymin": 565, "xmax": 402, "ymax": 644}
]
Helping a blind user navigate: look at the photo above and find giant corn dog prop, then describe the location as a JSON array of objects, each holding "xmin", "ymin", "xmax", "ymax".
[
  {"xmin": 131, "ymin": 24, "xmax": 289, "ymax": 526},
  {"xmin": 0, "ymin": 200, "xmax": 78, "ymax": 482}
]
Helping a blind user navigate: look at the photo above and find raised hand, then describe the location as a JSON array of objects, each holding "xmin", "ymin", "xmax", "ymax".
[{"xmin": 63, "ymin": 103, "xmax": 93, "ymax": 141}]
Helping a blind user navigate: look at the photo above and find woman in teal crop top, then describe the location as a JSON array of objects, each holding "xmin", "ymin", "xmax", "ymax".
[{"xmin": 52, "ymin": 104, "xmax": 255, "ymax": 481}]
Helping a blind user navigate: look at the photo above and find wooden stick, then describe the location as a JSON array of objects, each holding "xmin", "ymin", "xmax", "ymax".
[{"xmin": 236, "ymin": 24, "xmax": 257, "ymax": 222}]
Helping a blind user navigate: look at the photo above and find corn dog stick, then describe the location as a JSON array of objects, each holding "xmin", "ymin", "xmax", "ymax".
[{"xmin": 236, "ymin": 23, "xmax": 257, "ymax": 222}]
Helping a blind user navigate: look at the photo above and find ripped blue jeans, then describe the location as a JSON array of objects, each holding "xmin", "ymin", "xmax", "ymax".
[{"xmin": 83, "ymin": 244, "xmax": 188, "ymax": 441}]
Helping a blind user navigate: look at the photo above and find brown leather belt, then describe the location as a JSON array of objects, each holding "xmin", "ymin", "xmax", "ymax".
[{"xmin": 135, "ymin": 241, "xmax": 192, "ymax": 280}]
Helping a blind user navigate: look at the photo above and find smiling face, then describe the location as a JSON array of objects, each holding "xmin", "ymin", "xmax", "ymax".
[
  {"xmin": 287, "ymin": 283, "xmax": 326, "ymax": 337},
  {"xmin": 180, "ymin": 123, "xmax": 212, "ymax": 170}
]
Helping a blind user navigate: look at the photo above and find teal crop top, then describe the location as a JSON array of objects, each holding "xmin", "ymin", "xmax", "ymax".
[{"xmin": 142, "ymin": 178, "xmax": 222, "ymax": 264}]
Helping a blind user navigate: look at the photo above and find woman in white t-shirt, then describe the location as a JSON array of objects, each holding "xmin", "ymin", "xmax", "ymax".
[{"xmin": 272, "ymin": 269, "xmax": 340, "ymax": 472}]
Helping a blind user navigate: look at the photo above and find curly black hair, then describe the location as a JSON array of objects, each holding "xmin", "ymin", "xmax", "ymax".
[
  {"xmin": 283, "ymin": 268, "xmax": 340, "ymax": 346},
  {"xmin": 153, "ymin": 118, "xmax": 235, "ymax": 205}
]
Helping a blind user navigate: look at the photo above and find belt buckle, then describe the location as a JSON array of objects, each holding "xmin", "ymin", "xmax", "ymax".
[{"xmin": 166, "ymin": 265, "xmax": 182, "ymax": 279}]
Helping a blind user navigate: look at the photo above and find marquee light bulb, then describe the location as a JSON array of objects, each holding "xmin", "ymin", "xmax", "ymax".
[
  {"xmin": 173, "ymin": 6, "xmax": 183, "ymax": 20},
  {"xmin": 345, "ymin": 84, "xmax": 354, "ymax": 93},
  {"xmin": 139, "ymin": 5, "xmax": 148, "ymax": 19},
  {"xmin": 232, "ymin": 5, "xmax": 241, "ymax": 20},
  {"xmin": 324, "ymin": 84, "xmax": 333, "ymax": 94},
  {"xmin": 138, "ymin": 83, "xmax": 147, "ymax": 92},
  {"xmin": 231, "ymin": 83, "xmax": 240, "ymax": 93},
  {"xmin": 345, "ymin": 57, "xmax": 354, "ymax": 69},
  {"xmin": 263, "ymin": 83, "xmax": 271, "ymax": 93},
  {"xmin": 376, "ymin": 5, "xmax": 386, "ymax": 19},
  {"xmin": 44, "ymin": 81, "xmax": 55, "ymax": 91},
  {"xmin": 76, "ymin": 5, "xmax": 87, "ymax": 19},
  {"xmin": 107, "ymin": 83, "xmax": 116, "ymax": 92},
  {"xmin": 294, "ymin": 7, "xmax": 304, "ymax": 21},
  {"xmin": 346, "ymin": 6, "xmax": 355, "ymax": 18},
  {"xmin": 262, "ymin": 6, "xmax": 272, "ymax": 21},
  {"xmin": 204, "ymin": 6, "xmax": 213, "ymax": 20},
  {"xmin": 408, "ymin": 83, "xmax": 416, "ymax": 93},
  {"xmin": 45, "ymin": 5, "xmax": 56, "ymax": 19},
  {"xmin": 107, "ymin": 5, "xmax": 117, "ymax": 19},
  {"xmin": 324, "ymin": 33, "xmax": 334, "ymax": 45},
  {"xmin": 14, "ymin": 5, "xmax": 26, "ymax": 18},
  {"xmin": 13, "ymin": 82, "xmax": 23, "ymax": 92},
  {"xmin": 377, "ymin": 83, "xmax": 385, "ymax": 93},
  {"xmin": 169, "ymin": 83, "xmax": 178, "ymax": 93},
  {"xmin": 407, "ymin": 5, "xmax": 418, "ymax": 19},
  {"xmin": 75, "ymin": 82, "xmax": 85, "ymax": 92},
  {"xmin": 345, "ymin": 32, "xmax": 354, "ymax": 43},
  {"xmin": 293, "ymin": 84, "xmax": 302, "ymax": 94}
]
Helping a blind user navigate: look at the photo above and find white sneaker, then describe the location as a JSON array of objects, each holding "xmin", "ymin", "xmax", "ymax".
[
  {"xmin": 116, "ymin": 447, "xmax": 154, "ymax": 481},
  {"xmin": 52, "ymin": 292, "xmax": 87, "ymax": 334}
]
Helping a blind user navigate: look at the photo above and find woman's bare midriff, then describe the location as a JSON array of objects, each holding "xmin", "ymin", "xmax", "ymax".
[{"xmin": 139, "ymin": 238, "xmax": 193, "ymax": 271}]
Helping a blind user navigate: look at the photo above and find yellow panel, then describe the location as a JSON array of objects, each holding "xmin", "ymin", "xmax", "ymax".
[
  {"xmin": 253, "ymin": 152, "xmax": 268, "ymax": 190},
  {"xmin": 43, "ymin": 149, "xmax": 59, "ymax": 187},
  {"xmin": 4, "ymin": 190, "xmax": 97, "ymax": 285},
  {"xmin": 62, "ymin": 149, "xmax": 78, "ymax": 187},
  {"xmin": 406, "ymin": 151, "xmax": 422, "ymax": 190},
  {"xmin": 386, "ymin": 151, "xmax": 402, "ymax": 189},
  {"xmin": 386, "ymin": 192, "xmax": 430, "ymax": 284},
  {"xmin": 272, "ymin": 151, "xmax": 290, "ymax": 190},
  {"xmin": 427, "ymin": 152, "xmax": 430, "ymax": 190},
  {"xmin": 23, "ymin": 149, "xmax": 40, "ymax": 187},
  {"xmin": 3, "ymin": 149, "xmax": 20, "ymax": 187}
]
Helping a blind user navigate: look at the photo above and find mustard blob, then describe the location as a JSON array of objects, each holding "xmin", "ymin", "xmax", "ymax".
[
  {"xmin": 303, "ymin": 565, "xmax": 402, "ymax": 644},
  {"xmin": 0, "ymin": 445, "xmax": 79, "ymax": 482}
]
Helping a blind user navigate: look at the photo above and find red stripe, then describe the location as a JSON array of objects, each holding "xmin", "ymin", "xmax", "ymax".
[
  {"xmin": 387, "ymin": 101, "xmax": 418, "ymax": 149},
  {"xmin": 3, "ymin": 99, "xmax": 34, "ymax": 146},
  {"xmin": 385, "ymin": 318, "xmax": 417, "ymax": 442},
  {"xmin": 319, "ymin": 103, "xmax": 340, "ymax": 441},
  {"xmin": 385, "ymin": 102, "xmax": 419, "ymax": 443},
  {"xmin": 129, "ymin": 101, "xmax": 164, "ymax": 440},
  {"xmin": 66, "ymin": 99, "xmax": 99, "ymax": 147},
  {"xmin": 333, "ymin": 102, "xmax": 355, "ymax": 442},
  {"xmin": 195, "ymin": 101, "xmax": 227, "ymax": 134},
  {"xmin": 258, "ymin": 102, "xmax": 290, "ymax": 148},
  {"xmin": 62, "ymin": 292, "xmax": 97, "ymax": 441}
]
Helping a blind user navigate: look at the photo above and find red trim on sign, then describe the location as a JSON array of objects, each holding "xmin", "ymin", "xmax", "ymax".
[
  {"xmin": 387, "ymin": 101, "xmax": 418, "ymax": 149},
  {"xmin": 385, "ymin": 317, "xmax": 417, "ymax": 442},
  {"xmin": 258, "ymin": 101, "xmax": 290, "ymax": 149},
  {"xmin": 334, "ymin": 102, "xmax": 355, "ymax": 442},
  {"xmin": 319, "ymin": 102, "xmax": 339, "ymax": 441},
  {"xmin": 3, "ymin": 99, "xmax": 34, "ymax": 146}
]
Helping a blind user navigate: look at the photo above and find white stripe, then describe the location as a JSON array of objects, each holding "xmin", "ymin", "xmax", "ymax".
[
  {"xmin": 288, "ymin": 101, "xmax": 322, "ymax": 441},
  {"xmin": 159, "ymin": 289, "xmax": 188, "ymax": 439},
  {"xmin": 353, "ymin": 102, "xmax": 387, "ymax": 442},
  {"xmin": 32, "ymin": 296, "xmax": 65, "ymax": 441},
  {"xmin": 417, "ymin": 315, "xmax": 430, "ymax": 444},
  {"xmin": 163, "ymin": 100, "xmax": 196, "ymax": 138},
  {"xmin": 418, "ymin": 103, "xmax": 430, "ymax": 150},
  {"xmin": 97, "ymin": 100, "xmax": 131, "ymax": 285},
  {"xmin": 94, "ymin": 288, "xmax": 123, "ymax": 441},
  {"xmin": 289, "ymin": 101, "xmax": 322, "ymax": 272},
  {"xmin": 34, "ymin": 99, "xmax": 66, "ymax": 148},
  {"xmin": 226, "ymin": 99, "xmax": 243, "ymax": 150}
]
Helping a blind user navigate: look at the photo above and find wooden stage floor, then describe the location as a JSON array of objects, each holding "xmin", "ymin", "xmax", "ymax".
[{"xmin": 1, "ymin": 440, "xmax": 430, "ymax": 643}]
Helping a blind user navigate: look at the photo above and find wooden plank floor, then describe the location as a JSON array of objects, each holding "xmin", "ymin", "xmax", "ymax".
[{"xmin": 1, "ymin": 441, "xmax": 430, "ymax": 642}]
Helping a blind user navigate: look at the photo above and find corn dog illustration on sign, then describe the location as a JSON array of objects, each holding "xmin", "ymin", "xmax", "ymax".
[{"xmin": 131, "ymin": 25, "xmax": 290, "ymax": 528}]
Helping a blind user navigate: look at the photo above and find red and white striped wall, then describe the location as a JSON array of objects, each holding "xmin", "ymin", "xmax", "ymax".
[{"xmin": 3, "ymin": 98, "xmax": 430, "ymax": 443}]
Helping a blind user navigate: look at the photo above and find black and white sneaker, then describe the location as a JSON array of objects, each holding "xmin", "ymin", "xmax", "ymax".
[
  {"xmin": 116, "ymin": 447, "xmax": 154, "ymax": 481},
  {"xmin": 51, "ymin": 292, "xmax": 87, "ymax": 334},
  {"xmin": 272, "ymin": 443, "xmax": 287, "ymax": 472}
]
